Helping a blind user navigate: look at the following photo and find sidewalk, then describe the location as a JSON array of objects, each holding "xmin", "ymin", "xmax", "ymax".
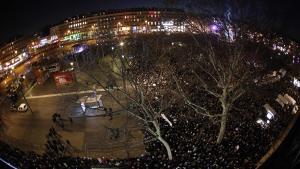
[{"xmin": 26, "ymin": 88, "xmax": 106, "ymax": 99}]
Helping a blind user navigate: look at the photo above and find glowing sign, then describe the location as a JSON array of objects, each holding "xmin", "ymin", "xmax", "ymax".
[
  {"xmin": 64, "ymin": 33, "xmax": 83, "ymax": 41},
  {"xmin": 121, "ymin": 26, "xmax": 130, "ymax": 31},
  {"xmin": 40, "ymin": 38, "xmax": 48, "ymax": 45}
]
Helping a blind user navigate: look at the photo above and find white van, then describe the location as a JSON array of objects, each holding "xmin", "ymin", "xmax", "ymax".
[{"xmin": 18, "ymin": 103, "xmax": 28, "ymax": 112}]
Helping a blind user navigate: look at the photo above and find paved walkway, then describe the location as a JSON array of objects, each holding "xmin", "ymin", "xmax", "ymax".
[{"xmin": 26, "ymin": 88, "xmax": 106, "ymax": 99}]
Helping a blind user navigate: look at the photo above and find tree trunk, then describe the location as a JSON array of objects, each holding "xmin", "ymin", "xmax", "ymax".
[
  {"xmin": 217, "ymin": 102, "xmax": 229, "ymax": 144},
  {"xmin": 153, "ymin": 120, "xmax": 173, "ymax": 160},
  {"xmin": 157, "ymin": 135, "xmax": 173, "ymax": 160}
]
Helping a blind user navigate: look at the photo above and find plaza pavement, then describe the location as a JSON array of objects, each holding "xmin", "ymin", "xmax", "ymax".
[{"xmin": 3, "ymin": 73, "xmax": 145, "ymax": 159}]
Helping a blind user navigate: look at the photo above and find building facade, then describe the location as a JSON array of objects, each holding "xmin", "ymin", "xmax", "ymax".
[
  {"xmin": 0, "ymin": 37, "xmax": 31, "ymax": 71},
  {"xmin": 0, "ymin": 8, "xmax": 187, "ymax": 72},
  {"xmin": 50, "ymin": 8, "xmax": 187, "ymax": 44},
  {"xmin": 1, "ymin": 8, "xmax": 299, "ymax": 72}
]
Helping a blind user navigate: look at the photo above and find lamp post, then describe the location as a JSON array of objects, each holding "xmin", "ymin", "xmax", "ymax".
[
  {"xmin": 119, "ymin": 41, "xmax": 126, "ymax": 92},
  {"xmin": 145, "ymin": 20, "xmax": 148, "ymax": 33},
  {"xmin": 117, "ymin": 22, "xmax": 122, "ymax": 35},
  {"xmin": 12, "ymin": 71, "xmax": 33, "ymax": 114}
]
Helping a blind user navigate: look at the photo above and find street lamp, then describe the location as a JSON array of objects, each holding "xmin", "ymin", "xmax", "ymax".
[
  {"xmin": 144, "ymin": 20, "xmax": 149, "ymax": 33},
  {"xmin": 119, "ymin": 41, "xmax": 126, "ymax": 92},
  {"xmin": 117, "ymin": 22, "xmax": 122, "ymax": 34},
  {"xmin": 70, "ymin": 62, "xmax": 74, "ymax": 66},
  {"xmin": 11, "ymin": 69, "xmax": 33, "ymax": 114}
]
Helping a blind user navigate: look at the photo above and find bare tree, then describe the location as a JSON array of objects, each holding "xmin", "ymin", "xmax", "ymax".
[
  {"xmin": 171, "ymin": 14, "xmax": 258, "ymax": 143},
  {"xmin": 66, "ymin": 35, "xmax": 177, "ymax": 160}
]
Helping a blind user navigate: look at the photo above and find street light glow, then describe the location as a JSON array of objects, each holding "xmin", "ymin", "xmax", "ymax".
[{"xmin": 120, "ymin": 42, "xmax": 124, "ymax": 46}]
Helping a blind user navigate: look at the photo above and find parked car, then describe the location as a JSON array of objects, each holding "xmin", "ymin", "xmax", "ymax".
[{"xmin": 18, "ymin": 103, "xmax": 28, "ymax": 112}]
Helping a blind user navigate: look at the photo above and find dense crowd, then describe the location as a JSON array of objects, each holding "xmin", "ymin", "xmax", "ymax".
[
  {"xmin": 0, "ymin": 141, "xmax": 99, "ymax": 169},
  {"xmin": 0, "ymin": 80, "xmax": 298, "ymax": 168}
]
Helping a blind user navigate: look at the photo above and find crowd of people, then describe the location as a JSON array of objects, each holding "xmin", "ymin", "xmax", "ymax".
[
  {"xmin": 45, "ymin": 127, "xmax": 73, "ymax": 158},
  {"xmin": 0, "ymin": 141, "xmax": 101, "ymax": 169},
  {"xmin": 0, "ymin": 81, "xmax": 298, "ymax": 168}
]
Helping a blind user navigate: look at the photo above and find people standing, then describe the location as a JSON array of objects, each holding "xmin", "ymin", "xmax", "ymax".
[
  {"xmin": 69, "ymin": 117, "xmax": 73, "ymax": 124},
  {"xmin": 108, "ymin": 108, "xmax": 113, "ymax": 120}
]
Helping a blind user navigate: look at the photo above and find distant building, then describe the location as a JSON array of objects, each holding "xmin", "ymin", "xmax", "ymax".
[
  {"xmin": 0, "ymin": 8, "xmax": 299, "ymax": 70},
  {"xmin": 50, "ymin": 8, "xmax": 187, "ymax": 44},
  {"xmin": 0, "ymin": 36, "xmax": 31, "ymax": 71}
]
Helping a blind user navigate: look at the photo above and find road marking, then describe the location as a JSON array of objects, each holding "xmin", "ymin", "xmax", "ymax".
[{"xmin": 26, "ymin": 88, "xmax": 106, "ymax": 99}]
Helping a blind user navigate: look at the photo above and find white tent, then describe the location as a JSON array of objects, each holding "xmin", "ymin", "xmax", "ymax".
[
  {"xmin": 284, "ymin": 94, "xmax": 296, "ymax": 105},
  {"xmin": 277, "ymin": 94, "xmax": 289, "ymax": 105},
  {"xmin": 275, "ymin": 98, "xmax": 285, "ymax": 107},
  {"xmin": 292, "ymin": 106, "xmax": 298, "ymax": 114},
  {"xmin": 263, "ymin": 104, "xmax": 277, "ymax": 119}
]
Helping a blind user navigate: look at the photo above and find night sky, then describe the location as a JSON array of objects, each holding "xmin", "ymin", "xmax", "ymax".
[{"xmin": 0, "ymin": 0, "xmax": 300, "ymax": 43}]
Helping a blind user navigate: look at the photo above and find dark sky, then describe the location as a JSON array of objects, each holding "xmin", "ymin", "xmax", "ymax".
[
  {"xmin": 0, "ymin": 0, "xmax": 163, "ymax": 43},
  {"xmin": 0, "ymin": 0, "xmax": 300, "ymax": 43}
]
